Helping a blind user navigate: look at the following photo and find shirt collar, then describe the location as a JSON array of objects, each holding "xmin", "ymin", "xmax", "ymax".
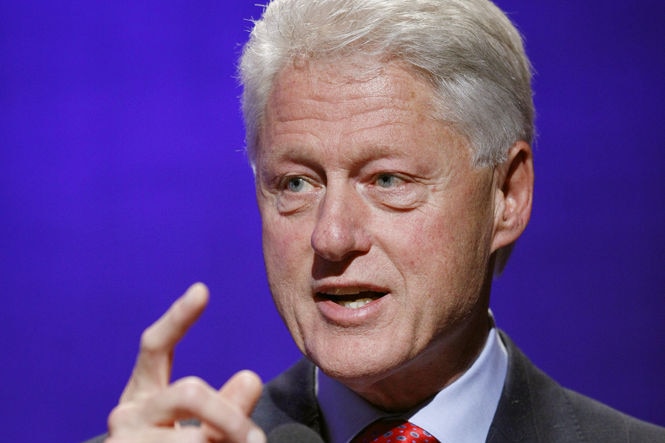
[{"xmin": 317, "ymin": 326, "xmax": 508, "ymax": 443}]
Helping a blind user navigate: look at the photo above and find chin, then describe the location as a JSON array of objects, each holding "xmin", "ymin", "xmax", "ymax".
[{"xmin": 308, "ymin": 340, "xmax": 409, "ymax": 385}]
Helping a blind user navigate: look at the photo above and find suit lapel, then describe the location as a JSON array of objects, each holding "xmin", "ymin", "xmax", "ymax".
[
  {"xmin": 253, "ymin": 358, "xmax": 324, "ymax": 436},
  {"xmin": 487, "ymin": 332, "xmax": 582, "ymax": 442}
]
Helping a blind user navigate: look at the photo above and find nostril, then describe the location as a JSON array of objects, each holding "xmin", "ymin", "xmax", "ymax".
[{"xmin": 311, "ymin": 218, "xmax": 371, "ymax": 259}]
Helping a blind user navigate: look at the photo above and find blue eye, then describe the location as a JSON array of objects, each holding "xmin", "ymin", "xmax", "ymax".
[
  {"xmin": 286, "ymin": 177, "xmax": 307, "ymax": 192},
  {"xmin": 376, "ymin": 173, "xmax": 400, "ymax": 188}
]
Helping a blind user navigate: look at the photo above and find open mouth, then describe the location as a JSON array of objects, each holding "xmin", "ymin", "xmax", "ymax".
[{"xmin": 316, "ymin": 290, "xmax": 387, "ymax": 309}]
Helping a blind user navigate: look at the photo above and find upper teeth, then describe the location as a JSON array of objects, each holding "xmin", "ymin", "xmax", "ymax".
[
  {"xmin": 339, "ymin": 298, "xmax": 373, "ymax": 309},
  {"xmin": 330, "ymin": 287, "xmax": 363, "ymax": 296}
]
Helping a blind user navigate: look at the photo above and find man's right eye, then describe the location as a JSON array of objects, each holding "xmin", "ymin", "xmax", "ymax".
[
  {"xmin": 285, "ymin": 176, "xmax": 309, "ymax": 192},
  {"xmin": 272, "ymin": 175, "xmax": 318, "ymax": 215}
]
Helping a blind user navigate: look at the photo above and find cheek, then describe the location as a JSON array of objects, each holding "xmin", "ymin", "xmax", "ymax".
[
  {"xmin": 385, "ymin": 210, "xmax": 453, "ymax": 263},
  {"xmin": 260, "ymin": 216, "xmax": 315, "ymax": 350},
  {"xmin": 262, "ymin": 225, "xmax": 299, "ymax": 321},
  {"xmin": 261, "ymin": 215, "xmax": 313, "ymax": 292},
  {"xmin": 386, "ymin": 204, "xmax": 491, "ymax": 291}
]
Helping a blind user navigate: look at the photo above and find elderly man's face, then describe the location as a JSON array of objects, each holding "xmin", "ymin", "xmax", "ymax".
[{"xmin": 255, "ymin": 59, "xmax": 506, "ymax": 406}]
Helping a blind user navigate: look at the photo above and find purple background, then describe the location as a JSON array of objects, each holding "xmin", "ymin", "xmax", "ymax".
[{"xmin": 1, "ymin": 1, "xmax": 664, "ymax": 441}]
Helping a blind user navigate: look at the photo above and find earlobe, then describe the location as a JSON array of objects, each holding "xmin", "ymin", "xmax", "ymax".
[{"xmin": 491, "ymin": 140, "xmax": 534, "ymax": 253}]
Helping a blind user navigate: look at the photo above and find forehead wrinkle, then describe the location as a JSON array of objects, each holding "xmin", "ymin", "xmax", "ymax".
[
  {"xmin": 267, "ymin": 110, "xmax": 430, "ymax": 169},
  {"xmin": 270, "ymin": 92, "xmax": 422, "ymax": 126},
  {"xmin": 266, "ymin": 98, "xmax": 431, "ymax": 162}
]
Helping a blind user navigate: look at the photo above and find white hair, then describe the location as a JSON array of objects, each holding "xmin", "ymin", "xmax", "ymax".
[{"xmin": 239, "ymin": 0, "xmax": 534, "ymax": 167}]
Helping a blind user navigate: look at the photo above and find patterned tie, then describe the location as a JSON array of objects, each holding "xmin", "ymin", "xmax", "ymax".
[{"xmin": 352, "ymin": 418, "xmax": 440, "ymax": 443}]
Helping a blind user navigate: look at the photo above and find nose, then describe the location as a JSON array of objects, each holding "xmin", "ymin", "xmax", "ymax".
[{"xmin": 310, "ymin": 183, "xmax": 371, "ymax": 262}]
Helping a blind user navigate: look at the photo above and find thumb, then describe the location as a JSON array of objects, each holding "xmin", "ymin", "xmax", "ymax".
[
  {"xmin": 219, "ymin": 370, "xmax": 264, "ymax": 415},
  {"xmin": 200, "ymin": 371, "xmax": 264, "ymax": 441}
]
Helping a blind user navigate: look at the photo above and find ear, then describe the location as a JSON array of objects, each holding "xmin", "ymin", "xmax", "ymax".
[{"xmin": 491, "ymin": 140, "xmax": 534, "ymax": 253}]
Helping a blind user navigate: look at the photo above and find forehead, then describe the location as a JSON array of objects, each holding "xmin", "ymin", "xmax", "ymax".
[
  {"xmin": 255, "ymin": 57, "xmax": 474, "ymax": 171},
  {"xmin": 271, "ymin": 58, "xmax": 437, "ymax": 120},
  {"xmin": 258, "ymin": 58, "xmax": 446, "ymax": 154}
]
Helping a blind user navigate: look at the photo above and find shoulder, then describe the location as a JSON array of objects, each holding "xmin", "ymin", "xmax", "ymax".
[
  {"xmin": 489, "ymin": 331, "xmax": 665, "ymax": 442},
  {"xmin": 562, "ymin": 385, "xmax": 665, "ymax": 442},
  {"xmin": 252, "ymin": 358, "xmax": 322, "ymax": 435}
]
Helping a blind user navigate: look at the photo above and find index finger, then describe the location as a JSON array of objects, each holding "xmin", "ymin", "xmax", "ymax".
[{"xmin": 120, "ymin": 282, "xmax": 210, "ymax": 402}]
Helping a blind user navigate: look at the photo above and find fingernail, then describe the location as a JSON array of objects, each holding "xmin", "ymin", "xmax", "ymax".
[
  {"xmin": 247, "ymin": 428, "xmax": 266, "ymax": 443},
  {"xmin": 183, "ymin": 282, "xmax": 208, "ymax": 305}
]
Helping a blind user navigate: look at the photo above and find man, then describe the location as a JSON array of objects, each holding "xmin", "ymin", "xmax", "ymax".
[{"xmin": 87, "ymin": 0, "xmax": 665, "ymax": 442}]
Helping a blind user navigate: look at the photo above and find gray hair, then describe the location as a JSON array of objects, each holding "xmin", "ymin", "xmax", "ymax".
[{"xmin": 239, "ymin": 0, "xmax": 534, "ymax": 167}]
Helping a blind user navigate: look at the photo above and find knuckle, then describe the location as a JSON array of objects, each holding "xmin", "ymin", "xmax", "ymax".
[
  {"xmin": 173, "ymin": 377, "xmax": 208, "ymax": 407},
  {"xmin": 139, "ymin": 326, "xmax": 163, "ymax": 354},
  {"xmin": 107, "ymin": 402, "xmax": 138, "ymax": 430}
]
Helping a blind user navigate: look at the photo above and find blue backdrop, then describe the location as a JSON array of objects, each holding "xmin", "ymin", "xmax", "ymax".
[{"xmin": 1, "ymin": 1, "xmax": 663, "ymax": 441}]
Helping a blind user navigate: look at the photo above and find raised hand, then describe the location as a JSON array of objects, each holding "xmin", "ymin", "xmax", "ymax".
[{"xmin": 105, "ymin": 283, "xmax": 265, "ymax": 443}]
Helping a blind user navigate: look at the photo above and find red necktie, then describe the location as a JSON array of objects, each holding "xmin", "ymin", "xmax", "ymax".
[{"xmin": 352, "ymin": 418, "xmax": 440, "ymax": 443}]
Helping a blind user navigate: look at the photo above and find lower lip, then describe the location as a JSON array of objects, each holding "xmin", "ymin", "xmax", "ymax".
[{"xmin": 316, "ymin": 295, "xmax": 388, "ymax": 326}]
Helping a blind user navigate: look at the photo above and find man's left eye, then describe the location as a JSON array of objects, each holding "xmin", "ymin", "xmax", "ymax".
[{"xmin": 375, "ymin": 173, "xmax": 402, "ymax": 188}]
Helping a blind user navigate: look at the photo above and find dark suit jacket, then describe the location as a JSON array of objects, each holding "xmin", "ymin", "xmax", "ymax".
[
  {"xmin": 252, "ymin": 332, "xmax": 665, "ymax": 442},
  {"xmin": 84, "ymin": 332, "xmax": 665, "ymax": 442}
]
